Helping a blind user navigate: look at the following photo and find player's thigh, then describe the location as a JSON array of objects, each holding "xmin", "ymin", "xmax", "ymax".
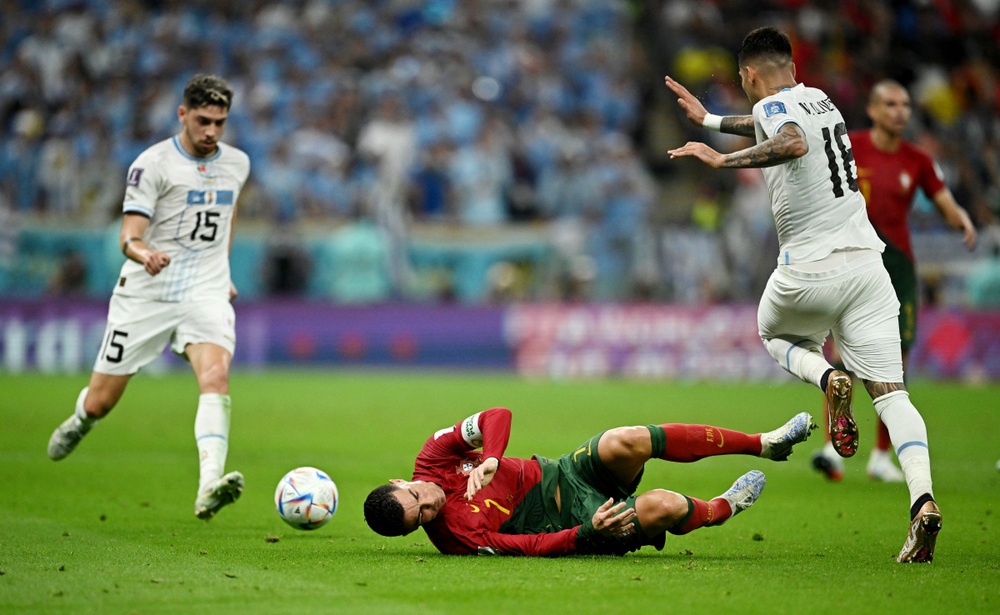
[
  {"xmin": 172, "ymin": 299, "xmax": 236, "ymax": 360},
  {"xmin": 93, "ymin": 295, "xmax": 179, "ymax": 376},
  {"xmin": 757, "ymin": 269, "xmax": 837, "ymax": 341},
  {"xmin": 596, "ymin": 426, "xmax": 652, "ymax": 486},
  {"xmin": 832, "ymin": 267, "xmax": 903, "ymax": 383}
]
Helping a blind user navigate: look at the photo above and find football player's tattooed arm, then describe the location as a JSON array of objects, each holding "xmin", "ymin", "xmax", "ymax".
[
  {"xmin": 664, "ymin": 76, "xmax": 754, "ymax": 137},
  {"xmin": 722, "ymin": 123, "xmax": 808, "ymax": 168},
  {"xmin": 668, "ymin": 123, "xmax": 808, "ymax": 169},
  {"xmin": 863, "ymin": 380, "xmax": 907, "ymax": 400},
  {"xmin": 720, "ymin": 116, "xmax": 756, "ymax": 137}
]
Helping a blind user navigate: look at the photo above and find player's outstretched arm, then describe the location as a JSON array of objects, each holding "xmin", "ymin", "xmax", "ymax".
[
  {"xmin": 931, "ymin": 188, "xmax": 977, "ymax": 250},
  {"xmin": 669, "ymin": 123, "xmax": 807, "ymax": 169},
  {"xmin": 664, "ymin": 76, "xmax": 755, "ymax": 137},
  {"xmin": 120, "ymin": 213, "xmax": 171, "ymax": 276}
]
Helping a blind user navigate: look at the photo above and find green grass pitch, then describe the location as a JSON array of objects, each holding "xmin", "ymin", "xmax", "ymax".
[{"xmin": 1, "ymin": 372, "xmax": 998, "ymax": 614}]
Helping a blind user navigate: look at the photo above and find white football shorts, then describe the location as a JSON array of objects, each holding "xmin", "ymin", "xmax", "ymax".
[
  {"xmin": 757, "ymin": 250, "xmax": 903, "ymax": 382},
  {"xmin": 93, "ymin": 294, "xmax": 236, "ymax": 376}
]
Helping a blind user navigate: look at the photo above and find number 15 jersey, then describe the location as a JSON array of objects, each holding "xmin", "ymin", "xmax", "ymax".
[
  {"xmin": 116, "ymin": 135, "xmax": 251, "ymax": 302},
  {"xmin": 753, "ymin": 83, "xmax": 883, "ymax": 266}
]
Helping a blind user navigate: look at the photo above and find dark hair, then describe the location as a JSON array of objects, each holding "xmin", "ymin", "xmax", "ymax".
[
  {"xmin": 737, "ymin": 27, "xmax": 793, "ymax": 68},
  {"xmin": 183, "ymin": 74, "xmax": 233, "ymax": 110},
  {"xmin": 364, "ymin": 484, "xmax": 406, "ymax": 536}
]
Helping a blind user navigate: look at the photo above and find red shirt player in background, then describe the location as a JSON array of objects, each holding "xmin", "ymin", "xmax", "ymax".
[
  {"xmin": 812, "ymin": 80, "xmax": 977, "ymax": 483},
  {"xmin": 364, "ymin": 407, "xmax": 814, "ymax": 556}
]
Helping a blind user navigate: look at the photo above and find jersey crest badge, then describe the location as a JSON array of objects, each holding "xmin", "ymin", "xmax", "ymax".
[
  {"xmin": 763, "ymin": 101, "xmax": 787, "ymax": 117},
  {"xmin": 900, "ymin": 172, "xmax": 911, "ymax": 191}
]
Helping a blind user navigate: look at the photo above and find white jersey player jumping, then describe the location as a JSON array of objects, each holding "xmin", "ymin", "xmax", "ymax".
[
  {"xmin": 48, "ymin": 74, "xmax": 251, "ymax": 521},
  {"xmin": 664, "ymin": 27, "xmax": 940, "ymax": 563}
]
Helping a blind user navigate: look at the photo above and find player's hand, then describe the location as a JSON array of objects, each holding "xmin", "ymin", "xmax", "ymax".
[
  {"xmin": 962, "ymin": 224, "xmax": 977, "ymax": 250},
  {"xmin": 664, "ymin": 75, "xmax": 708, "ymax": 127},
  {"xmin": 961, "ymin": 219, "xmax": 977, "ymax": 250},
  {"xmin": 229, "ymin": 281, "xmax": 239, "ymax": 301},
  {"xmin": 465, "ymin": 457, "xmax": 499, "ymax": 500},
  {"xmin": 591, "ymin": 497, "xmax": 637, "ymax": 539},
  {"xmin": 668, "ymin": 141, "xmax": 725, "ymax": 168},
  {"xmin": 143, "ymin": 250, "xmax": 171, "ymax": 276}
]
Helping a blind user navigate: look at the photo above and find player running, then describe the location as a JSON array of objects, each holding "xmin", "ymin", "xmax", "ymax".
[
  {"xmin": 364, "ymin": 407, "xmax": 813, "ymax": 556},
  {"xmin": 812, "ymin": 80, "xmax": 977, "ymax": 483},
  {"xmin": 47, "ymin": 75, "xmax": 251, "ymax": 521},
  {"xmin": 665, "ymin": 27, "xmax": 941, "ymax": 563}
]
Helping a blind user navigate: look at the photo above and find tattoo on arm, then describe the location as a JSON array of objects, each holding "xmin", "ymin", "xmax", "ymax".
[
  {"xmin": 720, "ymin": 115, "xmax": 756, "ymax": 138},
  {"xmin": 862, "ymin": 380, "xmax": 907, "ymax": 400},
  {"xmin": 722, "ymin": 123, "xmax": 808, "ymax": 169}
]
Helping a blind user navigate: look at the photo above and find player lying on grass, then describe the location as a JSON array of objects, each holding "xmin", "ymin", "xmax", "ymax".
[{"xmin": 364, "ymin": 407, "xmax": 813, "ymax": 556}]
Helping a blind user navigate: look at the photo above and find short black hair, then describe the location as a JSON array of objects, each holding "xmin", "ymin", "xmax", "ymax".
[
  {"xmin": 183, "ymin": 74, "xmax": 233, "ymax": 110},
  {"xmin": 364, "ymin": 484, "xmax": 406, "ymax": 537},
  {"xmin": 737, "ymin": 27, "xmax": 793, "ymax": 68}
]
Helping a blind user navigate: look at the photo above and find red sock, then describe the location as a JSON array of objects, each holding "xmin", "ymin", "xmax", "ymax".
[
  {"xmin": 659, "ymin": 424, "xmax": 762, "ymax": 462},
  {"xmin": 669, "ymin": 497, "xmax": 733, "ymax": 535},
  {"xmin": 875, "ymin": 417, "xmax": 892, "ymax": 451}
]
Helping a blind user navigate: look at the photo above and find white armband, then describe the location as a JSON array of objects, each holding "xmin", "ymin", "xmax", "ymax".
[
  {"xmin": 702, "ymin": 113, "xmax": 723, "ymax": 131},
  {"xmin": 460, "ymin": 412, "xmax": 484, "ymax": 448}
]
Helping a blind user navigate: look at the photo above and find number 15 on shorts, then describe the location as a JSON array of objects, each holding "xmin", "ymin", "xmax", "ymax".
[{"xmin": 102, "ymin": 329, "xmax": 128, "ymax": 363}]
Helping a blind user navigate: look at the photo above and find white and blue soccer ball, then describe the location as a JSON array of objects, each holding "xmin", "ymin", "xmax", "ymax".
[{"xmin": 274, "ymin": 467, "xmax": 338, "ymax": 530}]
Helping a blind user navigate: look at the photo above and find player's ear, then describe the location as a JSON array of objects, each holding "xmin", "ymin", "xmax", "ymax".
[
  {"xmin": 790, "ymin": 62, "xmax": 796, "ymax": 79},
  {"xmin": 177, "ymin": 105, "xmax": 186, "ymax": 123},
  {"xmin": 389, "ymin": 478, "xmax": 406, "ymax": 485}
]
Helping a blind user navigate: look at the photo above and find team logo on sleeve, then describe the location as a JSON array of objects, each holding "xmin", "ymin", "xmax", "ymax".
[
  {"xmin": 127, "ymin": 168, "xmax": 144, "ymax": 187},
  {"xmin": 763, "ymin": 101, "xmax": 787, "ymax": 117}
]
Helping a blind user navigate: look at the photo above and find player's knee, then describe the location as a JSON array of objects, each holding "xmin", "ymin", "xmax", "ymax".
[
  {"xmin": 636, "ymin": 489, "xmax": 687, "ymax": 533},
  {"xmin": 197, "ymin": 362, "xmax": 230, "ymax": 394}
]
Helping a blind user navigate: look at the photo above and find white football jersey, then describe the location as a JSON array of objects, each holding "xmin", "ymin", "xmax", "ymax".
[
  {"xmin": 753, "ymin": 84, "xmax": 883, "ymax": 265},
  {"xmin": 116, "ymin": 136, "xmax": 250, "ymax": 302}
]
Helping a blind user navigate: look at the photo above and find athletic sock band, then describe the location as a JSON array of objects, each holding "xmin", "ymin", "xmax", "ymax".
[
  {"xmin": 910, "ymin": 493, "xmax": 935, "ymax": 521},
  {"xmin": 647, "ymin": 425, "xmax": 666, "ymax": 460}
]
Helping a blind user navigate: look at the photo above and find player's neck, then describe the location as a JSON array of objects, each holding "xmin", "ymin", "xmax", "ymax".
[
  {"xmin": 178, "ymin": 131, "xmax": 218, "ymax": 159},
  {"xmin": 869, "ymin": 127, "xmax": 901, "ymax": 153}
]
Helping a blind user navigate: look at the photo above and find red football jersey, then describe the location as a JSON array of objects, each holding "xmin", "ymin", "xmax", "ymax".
[
  {"xmin": 849, "ymin": 129, "xmax": 946, "ymax": 260},
  {"xmin": 412, "ymin": 408, "xmax": 582, "ymax": 556}
]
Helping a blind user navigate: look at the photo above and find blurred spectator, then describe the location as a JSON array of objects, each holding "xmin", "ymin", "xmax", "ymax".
[
  {"xmin": 0, "ymin": 0, "xmax": 996, "ymax": 305},
  {"xmin": 46, "ymin": 249, "xmax": 87, "ymax": 297},
  {"xmin": 263, "ymin": 227, "xmax": 312, "ymax": 297}
]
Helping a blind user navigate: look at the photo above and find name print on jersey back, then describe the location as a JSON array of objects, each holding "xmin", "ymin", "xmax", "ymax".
[{"xmin": 753, "ymin": 84, "xmax": 883, "ymax": 265}]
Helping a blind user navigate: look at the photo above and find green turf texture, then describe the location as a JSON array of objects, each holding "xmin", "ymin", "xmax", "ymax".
[{"xmin": 1, "ymin": 372, "xmax": 998, "ymax": 614}]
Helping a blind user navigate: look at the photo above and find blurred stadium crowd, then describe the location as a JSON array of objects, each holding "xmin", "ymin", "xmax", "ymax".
[{"xmin": 1, "ymin": 0, "xmax": 998, "ymax": 305}]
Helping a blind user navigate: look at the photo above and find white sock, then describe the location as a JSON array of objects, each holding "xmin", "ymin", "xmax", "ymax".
[
  {"xmin": 74, "ymin": 387, "xmax": 98, "ymax": 429},
  {"xmin": 874, "ymin": 390, "xmax": 932, "ymax": 506},
  {"xmin": 762, "ymin": 337, "xmax": 831, "ymax": 388},
  {"xmin": 195, "ymin": 393, "xmax": 231, "ymax": 493}
]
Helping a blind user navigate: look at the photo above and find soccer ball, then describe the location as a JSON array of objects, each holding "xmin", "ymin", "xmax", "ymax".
[{"xmin": 274, "ymin": 467, "xmax": 338, "ymax": 530}]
